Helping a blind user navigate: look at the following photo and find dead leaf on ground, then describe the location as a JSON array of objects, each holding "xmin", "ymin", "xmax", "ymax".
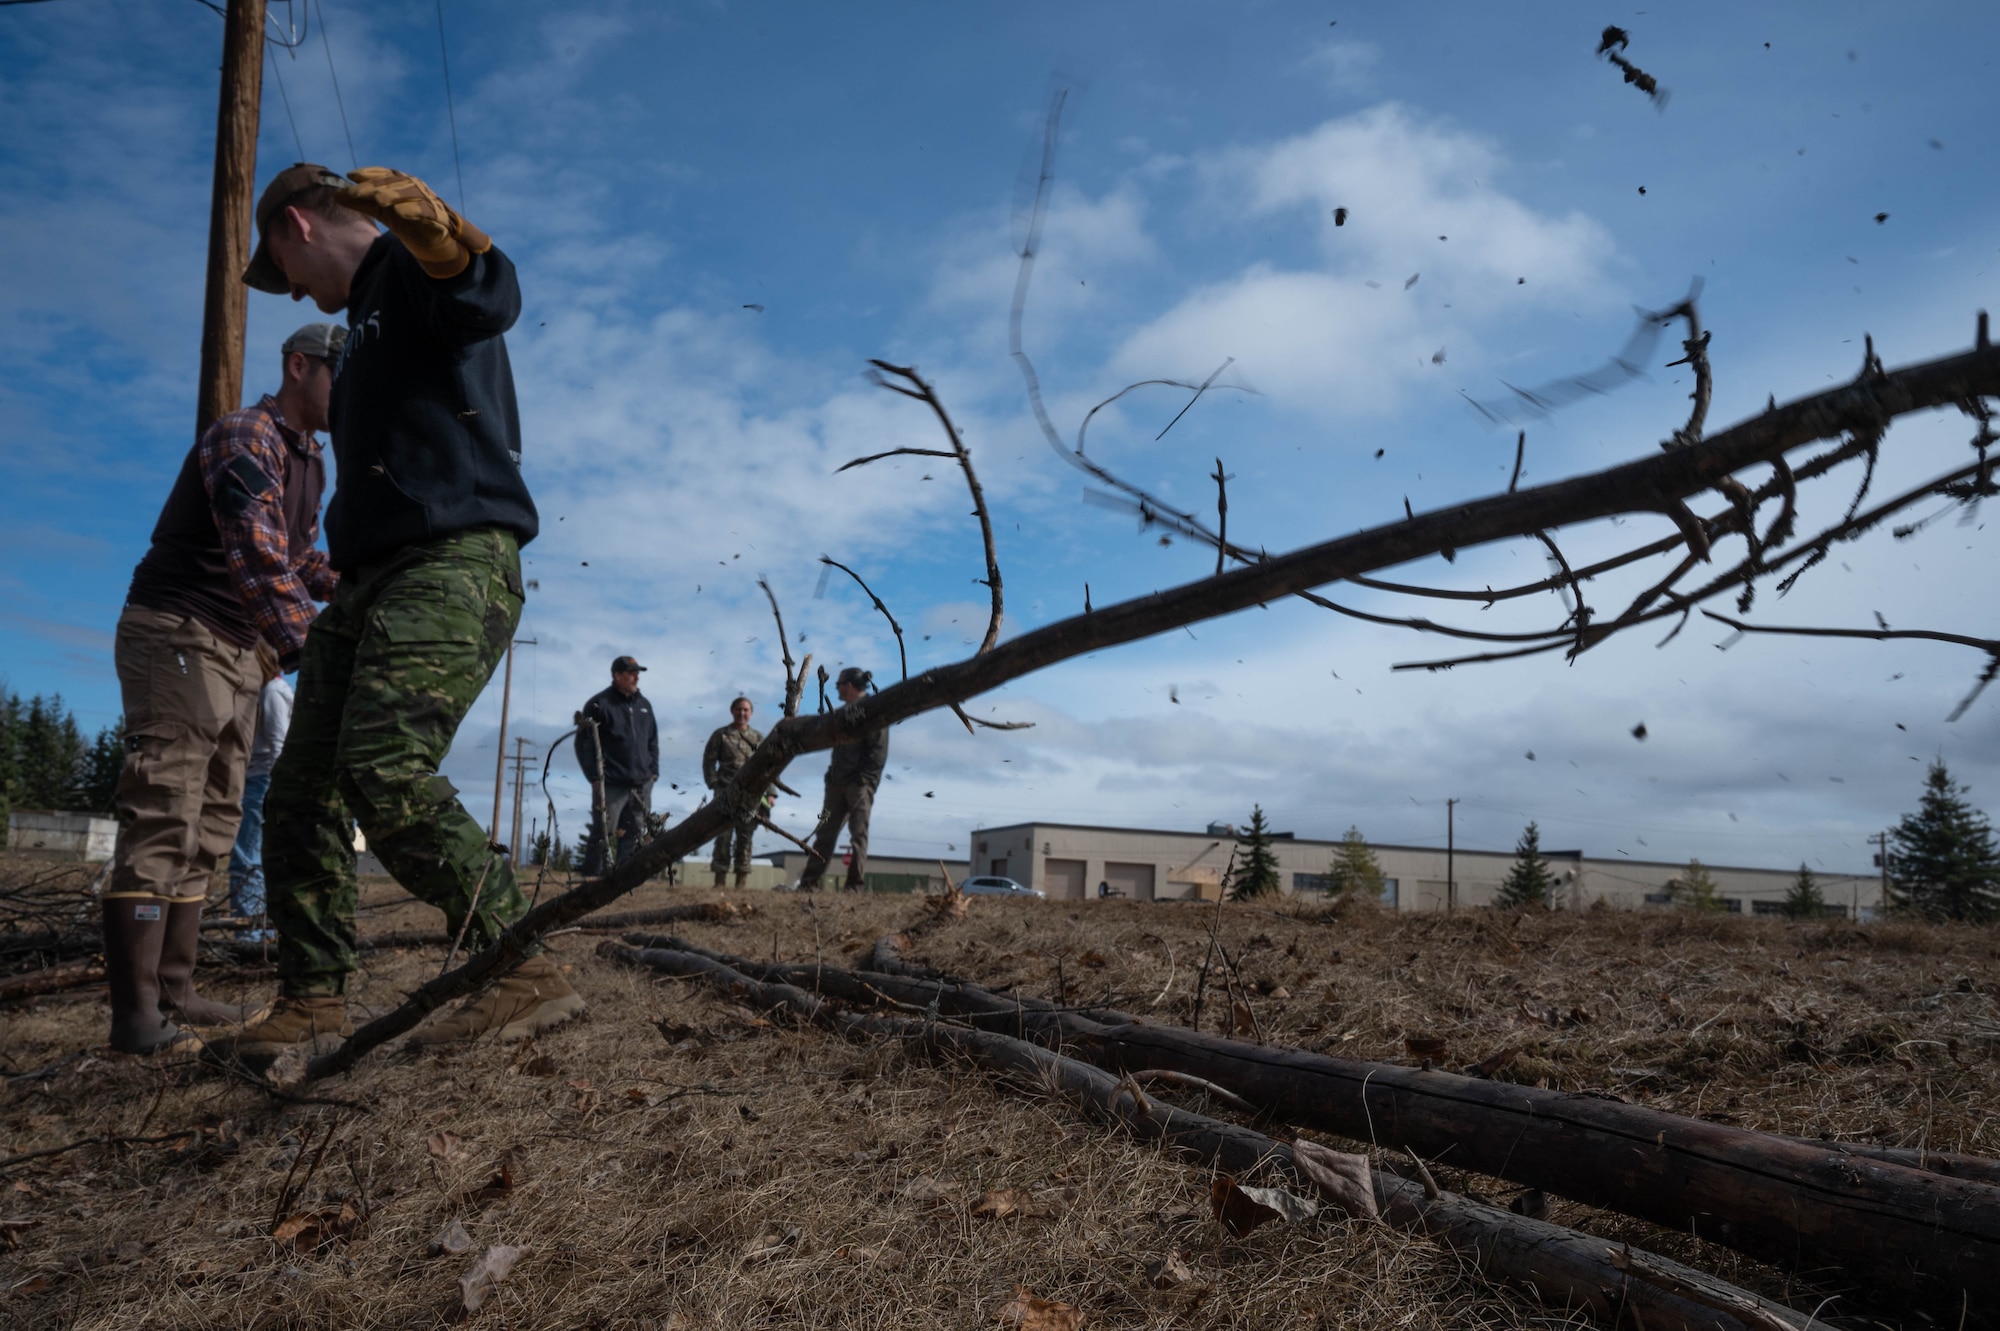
[
  {"xmin": 1210, "ymin": 1174, "xmax": 1320, "ymax": 1237},
  {"xmin": 426, "ymin": 1130, "xmax": 465, "ymax": 1161},
  {"xmin": 453, "ymin": 1150, "xmax": 519, "ymax": 1207},
  {"xmin": 1520, "ymin": 1001, "xmax": 1591, "ymax": 1028},
  {"xmin": 0, "ymin": 1218, "xmax": 39, "ymax": 1252},
  {"xmin": 427, "ymin": 1219, "xmax": 475, "ymax": 1257},
  {"xmin": 9, "ymin": 1273, "xmax": 55, "ymax": 1296},
  {"xmin": 1404, "ymin": 1035, "xmax": 1448, "ymax": 1062},
  {"xmin": 1290, "ymin": 1139, "xmax": 1378, "ymax": 1220},
  {"xmin": 271, "ymin": 1199, "xmax": 364, "ymax": 1252},
  {"xmin": 896, "ymin": 1174, "xmax": 960, "ymax": 1206},
  {"xmin": 459, "ymin": 1243, "xmax": 525, "ymax": 1313},
  {"xmin": 1464, "ymin": 1046, "xmax": 1522, "ymax": 1079},
  {"xmin": 1230, "ymin": 1000, "xmax": 1258, "ymax": 1039},
  {"xmin": 997, "ymin": 1285, "xmax": 1083, "ymax": 1330},
  {"xmin": 739, "ymin": 1228, "xmax": 799, "ymax": 1264},
  {"xmin": 1078, "ymin": 950, "xmax": 1108, "ymax": 969},
  {"xmin": 1144, "ymin": 1251, "xmax": 1197, "ymax": 1288},
  {"xmin": 834, "ymin": 1242, "xmax": 904, "ymax": 1269},
  {"xmin": 970, "ymin": 1187, "xmax": 1045, "ymax": 1219}
]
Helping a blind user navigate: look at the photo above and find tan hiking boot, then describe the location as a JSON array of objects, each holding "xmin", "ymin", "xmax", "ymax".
[
  {"xmin": 220, "ymin": 996, "xmax": 348, "ymax": 1061},
  {"xmin": 409, "ymin": 955, "xmax": 585, "ymax": 1046}
]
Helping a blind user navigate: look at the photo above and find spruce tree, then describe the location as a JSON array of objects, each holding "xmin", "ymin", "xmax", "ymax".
[
  {"xmin": 1781, "ymin": 863, "xmax": 1825, "ymax": 919},
  {"xmin": 1226, "ymin": 805, "xmax": 1283, "ymax": 900},
  {"xmin": 1889, "ymin": 759, "xmax": 2000, "ymax": 923},
  {"xmin": 0, "ymin": 690, "xmax": 19, "ymax": 844},
  {"xmin": 1326, "ymin": 825, "xmax": 1387, "ymax": 900},
  {"xmin": 1493, "ymin": 821, "xmax": 1554, "ymax": 909},
  {"xmin": 14, "ymin": 695, "xmax": 86, "ymax": 810},
  {"xmin": 73, "ymin": 725, "xmax": 123, "ymax": 814},
  {"xmin": 1670, "ymin": 858, "xmax": 1725, "ymax": 912}
]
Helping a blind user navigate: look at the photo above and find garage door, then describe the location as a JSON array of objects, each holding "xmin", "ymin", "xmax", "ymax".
[
  {"xmin": 1044, "ymin": 858, "xmax": 1086, "ymax": 901},
  {"xmin": 1104, "ymin": 861, "xmax": 1156, "ymax": 902}
]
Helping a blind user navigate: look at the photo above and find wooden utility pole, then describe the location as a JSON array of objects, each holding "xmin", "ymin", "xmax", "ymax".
[
  {"xmin": 1445, "ymin": 798, "xmax": 1457, "ymax": 913},
  {"xmin": 489, "ymin": 636, "xmax": 536, "ymax": 843},
  {"xmin": 197, "ymin": 0, "xmax": 268, "ymax": 436},
  {"xmin": 1874, "ymin": 829, "xmax": 1892, "ymax": 918},
  {"xmin": 508, "ymin": 736, "xmax": 533, "ymax": 866}
]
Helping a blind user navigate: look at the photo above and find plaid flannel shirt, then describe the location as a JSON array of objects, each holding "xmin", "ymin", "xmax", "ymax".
[{"xmin": 201, "ymin": 395, "xmax": 338, "ymax": 666}]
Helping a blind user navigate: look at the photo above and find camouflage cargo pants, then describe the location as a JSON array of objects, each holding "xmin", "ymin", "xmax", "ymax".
[
  {"xmin": 264, "ymin": 527, "xmax": 527, "ymax": 998},
  {"xmin": 799, "ymin": 781, "xmax": 873, "ymax": 890},
  {"xmin": 708, "ymin": 804, "xmax": 755, "ymax": 875}
]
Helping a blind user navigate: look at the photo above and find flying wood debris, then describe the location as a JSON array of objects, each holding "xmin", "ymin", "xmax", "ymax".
[{"xmin": 1597, "ymin": 25, "xmax": 1669, "ymax": 108}]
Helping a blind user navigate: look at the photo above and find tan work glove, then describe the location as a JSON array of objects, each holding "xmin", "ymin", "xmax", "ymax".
[{"xmin": 325, "ymin": 167, "xmax": 492, "ymax": 280}]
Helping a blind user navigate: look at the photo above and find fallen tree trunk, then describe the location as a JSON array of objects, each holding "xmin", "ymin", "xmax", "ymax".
[
  {"xmin": 655, "ymin": 934, "xmax": 2000, "ymax": 1324},
  {"xmin": 0, "ymin": 960, "xmax": 104, "ymax": 1004},
  {"xmin": 1775, "ymin": 1135, "xmax": 2000, "ymax": 1189},
  {"xmin": 602, "ymin": 939, "xmax": 1815, "ymax": 1331}
]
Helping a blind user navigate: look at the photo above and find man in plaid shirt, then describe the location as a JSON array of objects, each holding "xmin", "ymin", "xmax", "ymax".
[{"xmin": 105, "ymin": 323, "xmax": 342, "ymax": 1054}]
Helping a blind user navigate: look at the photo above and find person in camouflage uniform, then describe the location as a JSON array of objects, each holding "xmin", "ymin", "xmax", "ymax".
[
  {"xmin": 702, "ymin": 696, "xmax": 768, "ymax": 888},
  {"xmin": 220, "ymin": 162, "xmax": 583, "ymax": 1060},
  {"xmin": 797, "ymin": 667, "xmax": 889, "ymax": 893}
]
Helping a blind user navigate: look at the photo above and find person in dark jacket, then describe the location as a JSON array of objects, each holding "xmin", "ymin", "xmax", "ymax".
[
  {"xmin": 575, "ymin": 655, "xmax": 659, "ymax": 875},
  {"xmin": 104, "ymin": 320, "xmax": 341, "ymax": 1054},
  {"xmin": 222, "ymin": 162, "xmax": 582, "ymax": 1061},
  {"xmin": 797, "ymin": 667, "xmax": 889, "ymax": 893}
]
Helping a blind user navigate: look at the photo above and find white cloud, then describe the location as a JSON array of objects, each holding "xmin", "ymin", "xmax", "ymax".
[
  {"xmin": 1303, "ymin": 40, "xmax": 1381, "ymax": 94},
  {"xmin": 1103, "ymin": 105, "xmax": 1619, "ymax": 420}
]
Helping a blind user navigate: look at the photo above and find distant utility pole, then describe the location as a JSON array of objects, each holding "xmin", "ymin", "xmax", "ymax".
[
  {"xmin": 1446, "ymin": 797, "xmax": 1457, "ymax": 913},
  {"xmin": 1873, "ymin": 829, "xmax": 1892, "ymax": 917},
  {"xmin": 489, "ymin": 636, "xmax": 536, "ymax": 844},
  {"xmin": 507, "ymin": 736, "xmax": 534, "ymax": 866},
  {"xmin": 197, "ymin": 0, "xmax": 268, "ymax": 436}
]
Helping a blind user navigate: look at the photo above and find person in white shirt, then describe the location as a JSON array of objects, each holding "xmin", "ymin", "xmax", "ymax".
[{"xmin": 228, "ymin": 641, "xmax": 293, "ymax": 940}]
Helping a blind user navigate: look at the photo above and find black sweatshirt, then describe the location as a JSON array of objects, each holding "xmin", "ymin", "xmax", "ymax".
[
  {"xmin": 576, "ymin": 685, "xmax": 659, "ymax": 788},
  {"xmin": 325, "ymin": 233, "xmax": 538, "ymax": 571}
]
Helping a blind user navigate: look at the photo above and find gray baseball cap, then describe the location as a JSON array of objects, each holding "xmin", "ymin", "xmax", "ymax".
[{"xmin": 282, "ymin": 323, "xmax": 346, "ymax": 361}]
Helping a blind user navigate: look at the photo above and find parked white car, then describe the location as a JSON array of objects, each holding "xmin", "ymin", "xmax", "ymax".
[{"xmin": 960, "ymin": 875, "xmax": 1045, "ymax": 899}]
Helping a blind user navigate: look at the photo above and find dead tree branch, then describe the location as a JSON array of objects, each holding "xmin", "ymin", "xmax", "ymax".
[
  {"xmin": 302, "ymin": 327, "xmax": 2000, "ymax": 1087},
  {"xmin": 817, "ymin": 556, "xmax": 907, "ymax": 682}
]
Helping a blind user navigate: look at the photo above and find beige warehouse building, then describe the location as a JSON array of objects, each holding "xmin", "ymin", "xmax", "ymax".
[{"xmin": 967, "ymin": 820, "xmax": 1877, "ymax": 916}]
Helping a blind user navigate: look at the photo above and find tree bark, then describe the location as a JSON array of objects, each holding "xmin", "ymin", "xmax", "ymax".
[{"xmin": 602, "ymin": 939, "xmax": 1814, "ymax": 1331}]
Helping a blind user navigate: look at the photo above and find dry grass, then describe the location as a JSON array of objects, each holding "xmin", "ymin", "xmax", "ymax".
[{"xmin": 3, "ymin": 867, "xmax": 1996, "ymax": 1329}]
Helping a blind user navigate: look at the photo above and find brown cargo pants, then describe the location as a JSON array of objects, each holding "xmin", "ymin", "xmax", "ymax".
[{"xmin": 108, "ymin": 605, "xmax": 260, "ymax": 907}]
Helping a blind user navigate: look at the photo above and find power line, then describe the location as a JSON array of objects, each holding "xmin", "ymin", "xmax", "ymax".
[
  {"xmin": 309, "ymin": 0, "xmax": 356, "ymax": 169},
  {"xmin": 264, "ymin": 39, "xmax": 305, "ymax": 162},
  {"xmin": 433, "ymin": 0, "xmax": 465, "ymax": 211}
]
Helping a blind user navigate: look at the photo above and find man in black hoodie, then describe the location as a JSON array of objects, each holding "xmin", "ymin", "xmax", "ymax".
[
  {"xmin": 222, "ymin": 163, "xmax": 582, "ymax": 1060},
  {"xmin": 575, "ymin": 655, "xmax": 659, "ymax": 875}
]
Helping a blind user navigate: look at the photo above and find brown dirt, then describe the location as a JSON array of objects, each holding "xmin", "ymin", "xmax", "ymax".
[{"xmin": 3, "ymin": 867, "xmax": 1996, "ymax": 1329}]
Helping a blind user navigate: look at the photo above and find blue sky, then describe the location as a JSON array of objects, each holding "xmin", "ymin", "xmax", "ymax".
[{"xmin": 3, "ymin": 1, "xmax": 1997, "ymax": 873}]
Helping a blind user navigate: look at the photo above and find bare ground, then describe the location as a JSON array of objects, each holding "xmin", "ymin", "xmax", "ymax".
[{"xmin": 3, "ymin": 866, "xmax": 1997, "ymax": 1329}]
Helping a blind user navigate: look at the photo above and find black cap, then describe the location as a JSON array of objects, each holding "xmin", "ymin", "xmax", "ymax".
[
  {"xmin": 612, "ymin": 655, "xmax": 646, "ymax": 674},
  {"xmin": 245, "ymin": 162, "xmax": 340, "ymax": 294},
  {"xmin": 836, "ymin": 666, "xmax": 872, "ymax": 690}
]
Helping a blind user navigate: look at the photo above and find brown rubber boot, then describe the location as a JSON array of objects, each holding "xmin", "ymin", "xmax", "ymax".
[
  {"xmin": 711, "ymin": 869, "xmax": 726, "ymax": 889},
  {"xmin": 101, "ymin": 897, "xmax": 188, "ymax": 1054},
  {"xmin": 156, "ymin": 897, "xmax": 252, "ymax": 1028},
  {"xmin": 734, "ymin": 871, "xmax": 749, "ymax": 889},
  {"xmin": 218, "ymin": 996, "xmax": 348, "ymax": 1061},
  {"xmin": 409, "ymin": 955, "xmax": 585, "ymax": 1046}
]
